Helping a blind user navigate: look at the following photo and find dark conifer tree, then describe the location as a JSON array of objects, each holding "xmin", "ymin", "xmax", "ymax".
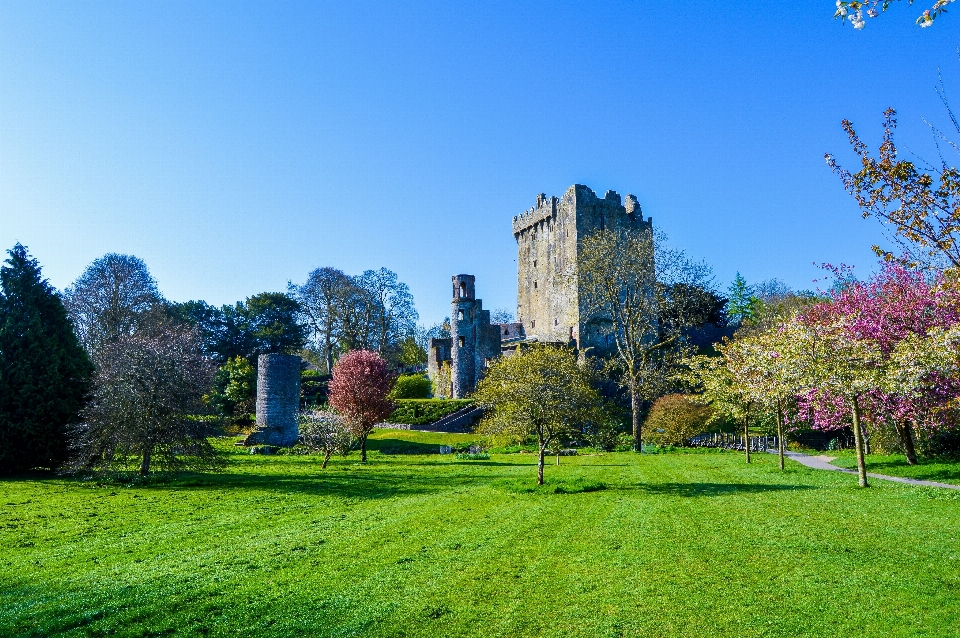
[{"xmin": 0, "ymin": 244, "xmax": 92, "ymax": 474}]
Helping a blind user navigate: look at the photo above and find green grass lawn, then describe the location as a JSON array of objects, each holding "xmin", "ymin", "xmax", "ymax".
[
  {"xmin": 828, "ymin": 450, "xmax": 960, "ymax": 485},
  {"xmin": 3, "ymin": 430, "xmax": 960, "ymax": 638}
]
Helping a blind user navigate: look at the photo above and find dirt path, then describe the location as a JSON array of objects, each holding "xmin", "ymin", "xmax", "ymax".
[{"xmin": 771, "ymin": 450, "xmax": 960, "ymax": 491}]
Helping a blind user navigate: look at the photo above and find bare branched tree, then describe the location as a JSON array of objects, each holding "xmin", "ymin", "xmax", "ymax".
[
  {"xmin": 577, "ymin": 228, "xmax": 717, "ymax": 450},
  {"xmin": 66, "ymin": 317, "xmax": 218, "ymax": 477},
  {"xmin": 63, "ymin": 254, "xmax": 164, "ymax": 355}
]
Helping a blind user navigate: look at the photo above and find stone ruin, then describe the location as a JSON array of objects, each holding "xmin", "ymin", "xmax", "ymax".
[{"xmin": 243, "ymin": 353, "xmax": 301, "ymax": 447}]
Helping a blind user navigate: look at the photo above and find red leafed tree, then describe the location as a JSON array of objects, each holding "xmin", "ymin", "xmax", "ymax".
[{"xmin": 327, "ymin": 349, "xmax": 395, "ymax": 462}]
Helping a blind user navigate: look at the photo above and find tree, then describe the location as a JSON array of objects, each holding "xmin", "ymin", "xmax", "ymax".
[
  {"xmin": 62, "ymin": 253, "xmax": 164, "ymax": 356},
  {"xmin": 491, "ymin": 308, "xmax": 516, "ymax": 324},
  {"xmin": 205, "ymin": 356, "xmax": 257, "ymax": 425},
  {"xmin": 826, "ymin": 109, "xmax": 960, "ymax": 271},
  {"xmin": 473, "ymin": 345, "xmax": 601, "ymax": 485},
  {"xmin": 244, "ymin": 292, "xmax": 307, "ymax": 357},
  {"xmin": 289, "ymin": 267, "xmax": 355, "ymax": 373},
  {"xmin": 726, "ymin": 273, "xmax": 756, "ymax": 327},
  {"xmin": 298, "ymin": 409, "xmax": 355, "ymax": 469},
  {"xmin": 577, "ymin": 227, "xmax": 717, "ymax": 450},
  {"xmin": 327, "ymin": 350, "xmax": 395, "ymax": 462},
  {"xmin": 67, "ymin": 317, "xmax": 218, "ymax": 477},
  {"xmin": 0, "ymin": 244, "xmax": 93, "ymax": 474},
  {"xmin": 834, "ymin": 1, "xmax": 953, "ymax": 29},
  {"xmin": 686, "ymin": 353, "xmax": 755, "ymax": 463},
  {"xmin": 358, "ymin": 268, "xmax": 419, "ymax": 359},
  {"xmin": 779, "ymin": 317, "xmax": 882, "ymax": 487},
  {"xmin": 643, "ymin": 394, "xmax": 713, "ymax": 447}
]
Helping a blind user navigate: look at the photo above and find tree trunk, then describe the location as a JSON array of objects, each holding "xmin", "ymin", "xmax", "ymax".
[
  {"xmin": 322, "ymin": 449, "xmax": 332, "ymax": 469},
  {"xmin": 897, "ymin": 419, "xmax": 918, "ymax": 465},
  {"xmin": 537, "ymin": 446, "xmax": 545, "ymax": 486},
  {"xmin": 139, "ymin": 445, "xmax": 152, "ymax": 477},
  {"xmin": 360, "ymin": 435, "xmax": 368, "ymax": 462},
  {"xmin": 850, "ymin": 396, "xmax": 869, "ymax": 488},
  {"xmin": 630, "ymin": 381, "xmax": 642, "ymax": 452},
  {"xmin": 862, "ymin": 421, "xmax": 871, "ymax": 455},
  {"xmin": 775, "ymin": 401, "xmax": 785, "ymax": 471},
  {"xmin": 743, "ymin": 415, "xmax": 751, "ymax": 464}
]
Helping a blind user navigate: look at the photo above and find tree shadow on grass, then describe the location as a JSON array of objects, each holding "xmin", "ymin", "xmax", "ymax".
[
  {"xmin": 630, "ymin": 482, "xmax": 816, "ymax": 498},
  {"xmin": 864, "ymin": 459, "xmax": 960, "ymax": 484}
]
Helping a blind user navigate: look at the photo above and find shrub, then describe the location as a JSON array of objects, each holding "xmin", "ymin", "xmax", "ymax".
[
  {"xmin": 642, "ymin": 394, "xmax": 713, "ymax": 447},
  {"xmin": 390, "ymin": 374, "xmax": 432, "ymax": 399},
  {"xmin": 455, "ymin": 452, "xmax": 490, "ymax": 460},
  {"xmin": 299, "ymin": 409, "xmax": 354, "ymax": 468},
  {"xmin": 388, "ymin": 399, "xmax": 473, "ymax": 425}
]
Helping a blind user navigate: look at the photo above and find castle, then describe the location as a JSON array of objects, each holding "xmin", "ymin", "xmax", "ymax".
[{"xmin": 428, "ymin": 184, "xmax": 653, "ymax": 398}]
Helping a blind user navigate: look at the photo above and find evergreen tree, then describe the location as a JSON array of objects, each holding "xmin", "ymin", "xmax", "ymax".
[
  {"xmin": 726, "ymin": 273, "xmax": 756, "ymax": 327},
  {"xmin": 0, "ymin": 244, "xmax": 92, "ymax": 474}
]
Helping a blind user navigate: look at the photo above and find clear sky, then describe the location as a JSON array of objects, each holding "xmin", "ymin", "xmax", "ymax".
[{"xmin": 1, "ymin": 1, "xmax": 958, "ymax": 325}]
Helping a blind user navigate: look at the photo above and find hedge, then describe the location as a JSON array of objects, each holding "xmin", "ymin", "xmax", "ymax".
[{"xmin": 388, "ymin": 399, "xmax": 473, "ymax": 425}]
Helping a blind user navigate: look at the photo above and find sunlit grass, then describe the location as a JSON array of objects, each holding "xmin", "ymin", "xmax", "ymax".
[{"xmin": 2, "ymin": 429, "xmax": 959, "ymax": 637}]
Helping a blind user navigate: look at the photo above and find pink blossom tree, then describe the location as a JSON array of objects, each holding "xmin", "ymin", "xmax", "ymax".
[
  {"xmin": 327, "ymin": 350, "xmax": 395, "ymax": 462},
  {"xmin": 793, "ymin": 263, "xmax": 960, "ymax": 465}
]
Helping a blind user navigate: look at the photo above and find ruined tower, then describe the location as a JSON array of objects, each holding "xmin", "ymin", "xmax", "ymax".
[
  {"xmin": 512, "ymin": 184, "xmax": 653, "ymax": 354},
  {"xmin": 428, "ymin": 275, "xmax": 502, "ymax": 399},
  {"xmin": 244, "ymin": 353, "xmax": 301, "ymax": 447}
]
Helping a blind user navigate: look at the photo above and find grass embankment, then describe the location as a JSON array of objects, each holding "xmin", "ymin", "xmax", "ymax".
[
  {"xmin": 827, "ymin": 450, "xmax": 960, "ymax": 485},
  {"xmin": 3, "ymin": 430, "xmax": 960, "ymax": 637}
]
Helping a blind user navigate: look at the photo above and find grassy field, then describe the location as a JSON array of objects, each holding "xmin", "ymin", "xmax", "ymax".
[
  {"xmin": 827, "ymin": 450, "xmax": 960, "ymax": 485},
  {"xmin": 3, "ymin": 430, "xmax": 960, "ymax": 638}
]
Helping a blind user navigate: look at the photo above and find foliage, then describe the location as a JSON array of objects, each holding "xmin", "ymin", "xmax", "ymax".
[
  {"xmin": 300, "ymin": 369, "xmax": 330, "ymax": 408},
  {"xmin": 577, "ymin": 227, "xmax": 717, "ymax": 450},
  {"xmin": 327, "ymin": 349, "xmax": 396, "ymax": 462},
  {"xmin": 298, "ymin": 409, "xmax": 355, "ymax": 468},
  {"xmin": 289, "ymin": 266, "xmax": 419, "ymax": 372},
  {"xmin": 474, "ymin": 345, "xmax": 601, "ymax": 484},
  {"xmin": 62, "ymin": 253, "xmax": 164, "ymax": 357},
  {"xmin": 205, "ymin": 356, "xmax": 257, "ymax": 424},
  {"xmin": 389, "ymin": 374, "xmax": 432, "ymax": 399},
  {"xmin": 455, "ymin": 452, "xmax": 490, "ymax": 460},
  {"xmin": 642, "ymin": 394, "xmax": 713, "ymax": 447},
  {"xmin": 434, "ymin": 360, "xmax": 453, "ymax": 399},
  {"xmin": 826, "ymin": 109, "xmax": 960, "ymax": 270},
  {"xmin": 834, "ymin": 0, "xmax": 953, "ymax": 29},
  {"xmin": 726, "ymin": 272, "xmax": 755, "ymax": 327},
  {"xmin": 397, "ymin": 335, "xmax": 427, "ymax": 368},
  {"xmin": 388, "ymin": 399, "xmax": 473, "ymax": 425},
  {"xmin": 0, "ymin": 244, "xmax": 93, "ymax": 474},
  {"xmin": 169, "ymin": 293, "xmax": 307, "ymax": 364},
  {"xmin": 66, "ymin": 317, "xmax": 219, "ymax": 477}
]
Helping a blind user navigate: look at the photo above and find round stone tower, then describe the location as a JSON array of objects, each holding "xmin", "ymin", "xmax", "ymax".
[
  {"xmin": 450, "ymin": 274, "xmax": 477, "ymax": 399},
  {"xmin": 246, "ymin": 353, "xmax": 301, "ymax": 446}
]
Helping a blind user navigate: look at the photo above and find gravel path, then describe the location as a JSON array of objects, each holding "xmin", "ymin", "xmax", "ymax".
[{"xmin": 772, "ymin": 450, "xmax": 960, "ymax": 491}]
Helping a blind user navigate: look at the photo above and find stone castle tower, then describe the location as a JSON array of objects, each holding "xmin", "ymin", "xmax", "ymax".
[
  {"xmin": 512, "ymin": 184, "xmax": 653, "ymax": 353},
  {"xmin": 427, "ymin": 275, "xmax": 502, "ymax": 399}
]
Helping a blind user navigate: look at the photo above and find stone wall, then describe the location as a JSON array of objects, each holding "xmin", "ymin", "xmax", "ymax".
[{"xmin": 513, "ymin": 184, "xmax": 653, "ymax": 354}]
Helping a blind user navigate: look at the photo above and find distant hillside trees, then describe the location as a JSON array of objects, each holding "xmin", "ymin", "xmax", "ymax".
[
  {"xmin": 0, "ymin": 245, "xmax": 93, "ymax": 474},
  {"xmin": 289, "ymin": 266, "xmax": 418, "ymax": 372}
]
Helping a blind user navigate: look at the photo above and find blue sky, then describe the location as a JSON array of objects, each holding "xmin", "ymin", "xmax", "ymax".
[{"xmin": 1, "ymin": 1, "xmax": 959, "ymax": 325}]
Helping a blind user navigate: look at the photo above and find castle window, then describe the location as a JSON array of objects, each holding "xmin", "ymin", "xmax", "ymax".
[
  {"xmin": 534, "ymin": 281, "xmax": 538, "ymax": 289},
  {"xmin": 459, "ymin": 282, "xmax": 467, "ymax": 298},
  {"xmin": 570, "ymin": 326, "xmax": 575, "ymax": 338},
  {"xmin": 554, "ymin": 318, "xmax": 558, "ymax": 326},
  {"xmin": 458, "ymin": 336, "xmax": 465, "ymax": 348},
  {"xmin": 457, "ymin": 310, "xmax": 464, "ymax": 321},
  {"xmin": 600, "ymin": 214, "xmax": 605, "ymax": 232},
  {"xmin": 531, "ymin": 320, "xmax": 536, "ymax": 328},
  {"xmin": 533, "ymin": 260, "xmax": 537, "ymax": 267}
]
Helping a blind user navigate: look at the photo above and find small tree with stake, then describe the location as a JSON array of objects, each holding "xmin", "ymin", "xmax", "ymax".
[
  {"xmin": 327, "ymin": 349, "xmax": 395, "ymax": 462},
  {"xmin": 299, "ymin": 409, "xmax": 354, "ymax": 468},
  {"xmin": 473, "ymin": 345, "xmax": 601, "ymax": 485}
]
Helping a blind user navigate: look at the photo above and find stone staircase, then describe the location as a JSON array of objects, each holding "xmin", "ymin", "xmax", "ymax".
[{"xmin": 375, "ymin": 404, "xmax": 485, "ymax": 433}]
